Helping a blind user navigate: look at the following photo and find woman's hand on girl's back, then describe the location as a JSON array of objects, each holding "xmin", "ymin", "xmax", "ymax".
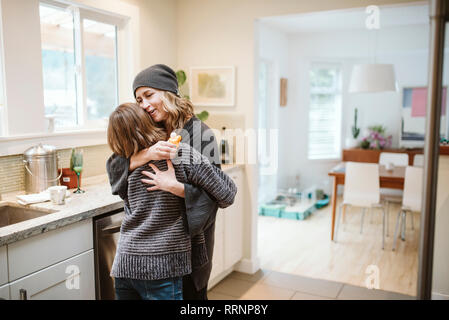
[
  {"xmin": 130, "ymin": 141, "xmax": 177, "ymax": 171},
  {"xmin": 141, "ymin": 160, "xmax": 185, "ymax": 198}
]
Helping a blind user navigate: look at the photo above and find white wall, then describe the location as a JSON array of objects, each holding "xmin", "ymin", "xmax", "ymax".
[
  {"xmin": 1, "ymin": 0, "xmax": 46, "ymax": 135},
  {"xmin": 119, "ymin": 0, "xmax": 177, "ymax": 70}
]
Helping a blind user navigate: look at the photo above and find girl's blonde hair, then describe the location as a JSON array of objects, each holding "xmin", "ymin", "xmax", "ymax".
[
  {"xmin": 107, "ymin": 103, "xmax": 167, "ymax": 158},
  {"xmin": 158, "ymin": 90, "xmax": 195, "ymax": 134}
]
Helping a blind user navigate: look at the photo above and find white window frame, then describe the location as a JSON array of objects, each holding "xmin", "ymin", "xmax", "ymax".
[
  {"xmin": 307, "ymin": 61, "xmax": 343, "ymax": 161},
  {"xmin": 0, "ymin": 0, "xmax": 137, "ymax": 156},
  {"xmin": 0, "ymin": 0, "xmax": 6, "ymax": 137},
  {"xmin": 40, "ymin": 0, "xmax": 121, "ymax": 131}
]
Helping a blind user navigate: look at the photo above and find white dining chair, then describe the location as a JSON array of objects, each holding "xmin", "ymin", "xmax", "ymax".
[
  {"xmin": 379, "ymin": 152, "xmax": 409, "ymax": 236},
  {"xmin": 334, "ymin": 162, "xmax": 387, "ymax": 249},
  {"xmin": 392, "ymin": 166, "xmax": 423, "ymax": 251},
  {"xmin": 413, "ymin": 154, "xmax": 424, "ymax": 167}
]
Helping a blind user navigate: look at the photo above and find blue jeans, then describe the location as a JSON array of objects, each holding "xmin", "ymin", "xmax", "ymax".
[{"xmin": 114, "ymin": 277, "xmax": 183, "ymax": 300}]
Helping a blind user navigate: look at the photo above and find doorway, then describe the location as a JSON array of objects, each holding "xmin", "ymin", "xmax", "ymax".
[{"xmin": 254, "ymin": 2, "xmax": 441, "ymax": 298}]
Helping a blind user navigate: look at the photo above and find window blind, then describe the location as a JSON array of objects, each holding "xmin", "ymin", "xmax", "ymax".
[{"xmin": 308, "ymin": 64, "xmax": 342, "ymax": 160}]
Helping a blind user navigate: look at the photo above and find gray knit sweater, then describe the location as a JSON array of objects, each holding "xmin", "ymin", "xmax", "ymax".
[{"xmin": 110, "ymin": 143, "xmax": 237, "ymax": 281}]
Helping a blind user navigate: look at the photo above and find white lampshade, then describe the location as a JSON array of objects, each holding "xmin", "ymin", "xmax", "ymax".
[{"xmin": 349, "ymin": 64, "xmax": 397, "ymax": 93}]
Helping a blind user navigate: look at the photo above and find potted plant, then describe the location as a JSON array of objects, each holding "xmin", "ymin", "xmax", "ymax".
[{"xmin": 346, "ymin": 108, "xmax": 360, "ymax": 148}]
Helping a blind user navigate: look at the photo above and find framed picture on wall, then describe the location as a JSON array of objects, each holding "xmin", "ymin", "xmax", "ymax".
[
  {"xmin": 400, "ymin": 86, "xmax": 448, "ymax": 148},
  {"xmin": 189, "ymin": 66, "xmax": 235, "ymax": 106}
]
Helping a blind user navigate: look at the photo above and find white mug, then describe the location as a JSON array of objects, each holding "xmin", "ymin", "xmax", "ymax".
[
  {"xmin": 386, "ymin": 162, "xmax": 394, "ymax": 171},
  {"xmin": 48, "ymin": 185, "xmax": 67, "ymax": 205}
]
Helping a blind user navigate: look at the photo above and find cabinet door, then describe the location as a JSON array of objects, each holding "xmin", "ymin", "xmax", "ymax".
[
  {"xmin": 0, "ymin": 283, "xmax": 10, "ymax": 300},
  {"xmin": 209, "ymin": 208, "xmax": 225, "ymax": 281},
  {"xmin": 0, "ymin": 245, "xmax": 7, "ymax": 286},
  {"xmin": 9, "ymin": 250, "xmax": 95, "ymax": 300},
  {"xmin": 8, "ymin": 218, "xmax": 93, "ymax": 281},
  {"xmin": 224, "ymin": 169, "xmax": 244, "ymax": 270}
]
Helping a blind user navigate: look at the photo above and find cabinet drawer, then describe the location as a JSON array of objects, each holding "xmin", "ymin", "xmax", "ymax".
[
  {"xmin": 0, "ymin": 245, "xmax": 7, "ymax": 285},
  {"xmin": 8, "ymin": 219, "xmax": 93, "ymax": 281},
  {"xmin": 9, "ymin": 249, "xmax": 95, "ymax": 300},
  {"xmin": 0, "ymin": 283, "xmax": 9, "ymax": 300}
]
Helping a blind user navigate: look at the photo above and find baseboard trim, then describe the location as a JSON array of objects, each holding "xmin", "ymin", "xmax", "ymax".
[
  {"xmin": 208, "ymin": 268, "xmax": 234, "ymax": 290},
  {"xmin": 432, "ymin": 291, "xmax": 449, "ymax": 300},
  {"xmin": 207, "ymin": 258, "xmax": 261, "ymax": 290},
  {"xmin": 233, "ymin": 258, "xmax": 261, "ymax": 274}
]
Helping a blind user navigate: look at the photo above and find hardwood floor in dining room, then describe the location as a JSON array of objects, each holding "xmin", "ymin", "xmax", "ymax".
[{"xmin": 257, "ymin": 196, "xmax": 419, "ymax": 297}]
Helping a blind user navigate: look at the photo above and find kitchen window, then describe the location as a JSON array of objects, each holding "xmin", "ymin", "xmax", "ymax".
[
  {"xmin": 0, "ymin": 50, "xmax": 4, "ymax": 137},
  {"xmin": 0, "ymin": 26, "xmax": 4, "ymax": 137},
  {"xmin": 39, "ymin": 1, "xmax": 119, "ymax": 130},
  {"xmin": 307, "ymin": 63, "xmax": 342, "ymax": 160}
]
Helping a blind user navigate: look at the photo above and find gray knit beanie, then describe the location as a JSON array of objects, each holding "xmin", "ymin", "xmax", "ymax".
[{"xmin": 133, "ymin": 64, "xmax": 179, "ymax": 97}]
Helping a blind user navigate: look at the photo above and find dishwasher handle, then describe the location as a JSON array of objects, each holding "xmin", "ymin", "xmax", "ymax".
[{"xmin": 101, "ymin": 223, "xmax": 122, "ymax": 235}]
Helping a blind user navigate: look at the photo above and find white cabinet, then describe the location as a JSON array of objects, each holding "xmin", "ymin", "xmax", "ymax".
[
  {"xmin": 209, "ymin": 208, "xmax": 225, "ymax": 281},
  {"xmin": 8, "ymin": 218, "xmax": 93, "ymax": 281},
  {"xmin": 9, "ymin": 250, "xmax": 95, "ymax": 300},
  {"xmin": 209, "ymin": 167, "xmax": 244, "ymax": 287},
  {"xmin": 0, "ymin": 245, "xmax": 7, "ymax": 286},
  {"xmin": 0, "ymin": 283, "xmax": 10, "ymax": 300},
  {"xmin": 2, "ymin": 218, "xmax": 95, "ymax": 300},
  {"xmin": 224, "ymin": 169, "xmax": 243, "ymax": 270}
]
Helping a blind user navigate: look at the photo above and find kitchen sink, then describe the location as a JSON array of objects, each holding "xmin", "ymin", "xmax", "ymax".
[{"xmin": 0, "ymin": 203, "xmax": 57, "ymax": 228}]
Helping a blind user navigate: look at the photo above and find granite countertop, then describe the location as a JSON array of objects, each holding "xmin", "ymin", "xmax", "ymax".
[{"xmin": 0, "ymin": 164, "xmax": 244, "ymax": 247}]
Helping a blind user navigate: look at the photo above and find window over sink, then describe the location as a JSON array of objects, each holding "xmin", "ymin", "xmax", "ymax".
[
  {"xmin": 0, "ymin": 0, "xmax": 134, "ymax": 156},
  {"xmin": 0, "ymin": 25, "xmax": 5, "ymax": 137},
  {"xmin": 39, "ymin": 1, "xmax": 119, "ymax": 130}
]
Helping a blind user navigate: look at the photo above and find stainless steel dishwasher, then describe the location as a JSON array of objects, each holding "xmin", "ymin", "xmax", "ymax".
[{"xmin": 93, "ymin": 208, "xmax": 125, "ymax": 300}]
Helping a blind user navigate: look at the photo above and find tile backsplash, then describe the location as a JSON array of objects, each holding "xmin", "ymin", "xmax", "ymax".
[
  {"xmin": 0, "ymin": 154, "xmax": 25, "ymax": 194},
  {"xmin": 0, "ymin": 144, "xmax": 112, "ymax": 194}
]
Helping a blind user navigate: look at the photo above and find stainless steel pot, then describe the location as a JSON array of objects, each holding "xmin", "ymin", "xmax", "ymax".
[{"xmin": 23, "ymin": 144, "xmax": 62, "ymax": 194}]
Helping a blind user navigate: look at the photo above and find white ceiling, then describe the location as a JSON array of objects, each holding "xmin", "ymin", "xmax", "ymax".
[{"xmin": 260, "ymin": 3, "xmax": 429, "ymax": 34}]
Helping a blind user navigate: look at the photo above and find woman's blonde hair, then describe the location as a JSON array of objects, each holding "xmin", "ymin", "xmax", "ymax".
[
  {"xmin": 107, "ymin": 103, "xmax": 167, "ymax": 158},
  {"xmin": 158, "ymin": 90, "xmax": 195, "ymax": 134}
]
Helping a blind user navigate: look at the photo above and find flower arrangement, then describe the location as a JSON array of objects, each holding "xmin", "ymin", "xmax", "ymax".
[{"xmin": 360, "ymin": 125, "xmax": 392, "ymax": 150}]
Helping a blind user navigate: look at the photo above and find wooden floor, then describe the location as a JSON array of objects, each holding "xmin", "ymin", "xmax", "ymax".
[{"xmin": 257, "ymin": 197, "xmax": 419, "ymax": 297}]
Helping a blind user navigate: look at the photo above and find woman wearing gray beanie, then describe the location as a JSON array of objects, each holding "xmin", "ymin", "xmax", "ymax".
[{"xmin": 107, "ymin": 64, "xmax": 223, "ymax": 300}]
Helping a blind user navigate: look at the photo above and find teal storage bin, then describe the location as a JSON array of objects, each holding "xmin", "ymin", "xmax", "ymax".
[
  {"xmin": 281, "ymin": 205, "xmax": 316, "ymax": 220},
  {"xmin": 315, "ymin": 195, "xmax": 330, "ymax": 209},
  {"xmin": 259, "ymin": 204, "xmax": 286, "ymax": 217},
  {"xmin": 280, "ymin": 210, "xmax": 298, "ymax": 220}
]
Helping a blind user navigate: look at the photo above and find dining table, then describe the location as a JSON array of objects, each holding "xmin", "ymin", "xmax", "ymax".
[{"xmin": 328, "ymin": 162, "xmax": 406, "ymax": 241}]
